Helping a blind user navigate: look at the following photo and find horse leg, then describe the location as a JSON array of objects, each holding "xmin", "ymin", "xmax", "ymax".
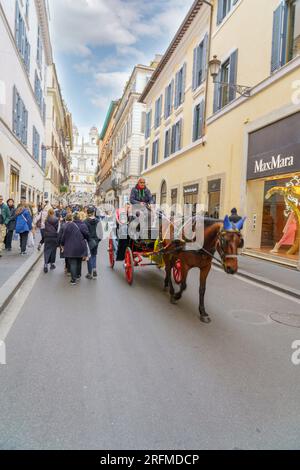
[
  {"xmin": 174, "ymin": 265, "xmax": 188, "ymax": 301},
  {"xmin": 163, "ymin": 256, "xmax": 170, "ymax": 291},
  {"xmin": 199, "ymin": 263, "xmax": 212, "ymax": 324}
]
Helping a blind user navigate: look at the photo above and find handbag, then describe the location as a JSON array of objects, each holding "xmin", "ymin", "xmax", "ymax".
[{"xmin": 27, "ymin": 231, "xmax": 35, "ymax": 249}]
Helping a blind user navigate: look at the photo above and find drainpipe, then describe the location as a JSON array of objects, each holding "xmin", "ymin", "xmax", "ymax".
[{"xmin": 202, "ymin": 0, "xmax": 214, "ymax": 140}]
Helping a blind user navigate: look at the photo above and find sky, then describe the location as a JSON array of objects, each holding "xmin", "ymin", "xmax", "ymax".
[{"xmin": 49, "ymin": 0, "xmax": 192, "ymax": 139}]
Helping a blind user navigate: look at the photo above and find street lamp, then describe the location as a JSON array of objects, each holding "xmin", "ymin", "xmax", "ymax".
[{"xmin": 208, "ymin": 55, "xmax": 252, "ymax": 97}]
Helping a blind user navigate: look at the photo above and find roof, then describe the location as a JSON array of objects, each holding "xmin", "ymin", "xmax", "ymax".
[
  {"xmin": 99, "ymin": 101, "xmax": 119, "ymax": 140},
  {"xmin": 139, "ymin": 0, "xmax": 207, "ymax": 103}
]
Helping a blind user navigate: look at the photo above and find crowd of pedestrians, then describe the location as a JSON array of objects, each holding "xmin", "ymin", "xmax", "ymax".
[{"xmin": 0, "ymin": 196, "xmax": 102, "ymax": 286}]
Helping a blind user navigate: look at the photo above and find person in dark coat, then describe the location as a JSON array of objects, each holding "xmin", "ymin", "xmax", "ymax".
[
  {"xmin": 229, "ymin": 208, "xmax": 242, "ymax": 224},
  {"xmin": 130, "ymin": 178, "xmax": 154, "ymax": 205},
  {"xmin": 58, "ymin": 213, "xmax": 73, "ymax": 275},
  {"xmin": 43, "ymin": 209, "xmax": 59, "ymax": 273},
  {"xmin": 84, "ymin": 207, "xmax": 102, "ymax": 280},
  {"xmin": 61, "ymin": 212, "xmax": 89, "ymax": 285},
  {"xmin": 5, "ymin": 199, "xmax": 16, "ymax": 251},
  {"xmin": 15, "ymin": 201, "xmax": 33, "ymax": 255}
]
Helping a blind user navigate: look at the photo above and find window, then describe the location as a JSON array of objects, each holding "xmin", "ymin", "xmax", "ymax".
[
  {"xmin": 160, "ymin": 181, "xmax": 167, "ymax": 205},
  {"xmin": 33, "ymin": 127, "xmax": 40, "ymax": 162},
  {"xmin": 217, "ymin": 0, "xmax": 239, "ymax": 25},
  {"xmin": 25, "ymin": 0, "xmax": 30, "ymax": 20},
  {"xmin": 174, "ymin": 64, "xmax": 187, "ymax": 109},
  {"xmin": 213, "ymin": 50, "xmax": 238, "ymax": 113},
  {"xmin": 192, "ymin": 34, "xmax": 208, "ymax": 91},
  {"xmin": 13, "ymin": 86, "xmax": 28, "ymax": 146},
  {"xmin": 145, "ymin": 110, "xmax": 152, "ymax": 139},
  {"xmin": 171, "ymin": 119, "xmax": 182, "ymax": 154},
  {"xmin": 15, "ymin": 1, "xmax": 30, "ymax": 74},
  {"xmin": 144, "ymin": 148, "xmax": 149, "ymax": 170},
  {"xmin": 164, "ymin": 80, "xmax": 174, "ymax": 119},
  {"xmin": 152, "ymin": 139, "xmax": 159, "ymax": 165},
  {"xmin": 154, "ymin": 95, "xmax": 163, "ymax": 128},
  {"xmin": 41, "ymin": 145, "xmax": 47, "ymax": 170},
  {"xmin": 271, "ymin": 0, "xmax": 300, "ymax": 72},
  {"xmin": 193, "ymin": 100, "xmax": 205, "ymax": 142},
  {"xmin": 164, "ymin": 128, "xmax": 171, "ymax": 159}
]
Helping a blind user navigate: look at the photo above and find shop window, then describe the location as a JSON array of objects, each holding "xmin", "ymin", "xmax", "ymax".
[
  {"xmin": 208, "ymin": 179, "xmax": 221, "ymax": 218},
  {"xmin": 184, "ymin": 184, "xmax": 199, "ymax": 214},
  {"xmin": 160, "ymin": 181, "xmax": 167, "ymax": 205}
]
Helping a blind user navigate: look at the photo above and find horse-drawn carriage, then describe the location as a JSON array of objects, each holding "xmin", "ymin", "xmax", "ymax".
[{"xmin": 107, "ymin": 205, "xmax": 245, "ymax": 323}]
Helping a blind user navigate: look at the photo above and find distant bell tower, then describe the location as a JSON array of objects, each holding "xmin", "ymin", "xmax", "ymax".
[
  {"xmin": 89, "ymin": 126, "xmax": 98, "ymax": 146},
  {"xmin": 73, "ymin": 125, "xmax": 79, "ymax": 146}
]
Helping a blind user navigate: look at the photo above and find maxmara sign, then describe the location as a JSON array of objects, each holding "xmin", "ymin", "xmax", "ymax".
[{"xmin": 247, "ymin": 112, "xmax": 300, "ymax": 180}]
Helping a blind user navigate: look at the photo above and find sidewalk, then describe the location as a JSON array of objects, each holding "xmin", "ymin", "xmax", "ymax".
[
  {"xmin": 214, "ymin": 253, "xmax": 300, "ymax": 299},
  {"xmin": 0, "ymin": 236, "xmax": 42, "ymax": 313}
]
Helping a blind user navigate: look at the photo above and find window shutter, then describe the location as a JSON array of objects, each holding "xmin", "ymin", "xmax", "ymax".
[
  {"xmin": 171, "ymin": 125, "xmax": 176, "ymax": 154},
  {"xmin": 23, "ymin": 107, "xmax": 28, "ymax": 145},
  {"xmin": 164, "ymin": 86, "xmax": 168, "ymax": 119},
  {"xmin": 170, "ymin": 79, "xmax": 174, "ymax": 112},
  {"xmin": 229, "ymin": 49, "xmax": 238, "ymax": 102},
  {"xmin": 174, "ymin": 72, "xmax": 179, "ymax": 109},
  {"xmin": 193, "ymin": 106, "xmax": 198, "ymax": 142},
  {"xmin": 182, "ymin": 63, "xmax": 187, "ymax": 103},
  {"xmin": 271, "ymin": 3, "xmax": 285, "ymax": 73},
  {"xmin": 12, "ymin": 86, "xmax": 17, "ymax": 134},
  {"xmin": 199, "ymin": 100, "xmax": 205, "ymax": 138},
  {"xmin": 178, "ymin": 119, "xmax": 183, "ymax": 151},
  {"xmin": 217, "ymin": 0, "xmax": 224, "ymax": 25},
  {"xmin": 17, "ymin": 93, "xmax": 22, "ymax": 138},
  {"xmin": 213, "ymin": 71, "xmax": 221, "ymax": 113},
  {"xmin": 192, "ymin": 48, "xmax": 198, "ymax": 91},
  {"xmin": 202, "ymin": 33, "xmax": 208, "ymax": 82},
  {"xmin": 15, "ymin": 1, "xmax": 20, "ymax": 44}
]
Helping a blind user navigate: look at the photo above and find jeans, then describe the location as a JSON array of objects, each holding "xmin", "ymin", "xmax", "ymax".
[
  {"xmin": 5, "ymin": 230, "xmax": 14, "ymax": 250},
  {"xmin": 0, "ymin": 224, "xmax": 6, "ymax": 253},
  {"xmin": 69, "ymin": 258, "xmax": 82, "ymax": 281},
  {"xmin": 87, "ymin": 254, "xmax": 97, "ymax": 274},
  {"xmin": 20, "ymin": 232, "xmax": 29, "ymax": 253}
]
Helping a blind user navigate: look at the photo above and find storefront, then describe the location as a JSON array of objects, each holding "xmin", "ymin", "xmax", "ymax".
[
  {"xmin": 9, "ymin": 165, "xmax": 20, "ymax": 202},
  {"xmin": 246, "ymin": 112, "xmax": 300, "ymax": 265},
  {"xmin": 207, "ymin": 179, "xmax": 221, "ymax": 219},
  {"xmin": 183, "ymin": 184, "xmax": 199, "ymax": 212}
]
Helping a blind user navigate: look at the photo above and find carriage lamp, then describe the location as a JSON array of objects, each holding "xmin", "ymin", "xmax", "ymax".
[{"xmin": 208, "ymin": 55, "xmax": 252, "ymax": 97}]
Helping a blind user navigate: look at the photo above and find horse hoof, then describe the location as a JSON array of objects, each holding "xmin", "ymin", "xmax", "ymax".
[
  {"xmin": 174, "ymin": 294, "xmax": 182, "ymax": 301},
  {"xmin": 170, "ymin": 297, "xmax": 177, "ymax": 305},
  {"xmin": 163, "ymin": 286, "xmax": 168, "ymax": 292},
  {"xmin": 200, "ymin": 315, "xmax": 211, "ymax": 324}
]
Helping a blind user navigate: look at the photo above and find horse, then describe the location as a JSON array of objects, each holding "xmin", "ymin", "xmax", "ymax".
[{"xmin": 162, "ymin": 215, "xmax": 245, "ymax": 324}]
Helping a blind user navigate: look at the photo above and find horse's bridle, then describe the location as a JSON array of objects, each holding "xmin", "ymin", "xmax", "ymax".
[{"xmin": 200, "ymin": 229, "xmax": 242, "ymax": 266}]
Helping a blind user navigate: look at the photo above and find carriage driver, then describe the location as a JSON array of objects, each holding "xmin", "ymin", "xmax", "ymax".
[{"xmin": 130, "ymin": 178, "xmax": 154, "ymax": 206}]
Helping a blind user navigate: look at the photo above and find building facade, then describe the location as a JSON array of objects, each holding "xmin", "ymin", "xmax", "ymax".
[
  {"xmin": 0, "ymin": 0, "xmax": 52, "ymax": 204},
  {"xmin": 96, "ymin": 100, "xmax": 119, "ymax": 207},
  {"xmin": 140, "ymin": 0, "xmax": 300, "ymax": 268},
  {"xmin": 70, "ymin": 126, "xmax": 98, "ymax": 203},
  {"xmin": 112, "ymin": 62, "xmax": 157, "ymax": 207},
  {"xmin": 44, "ymin": 63, "xmax": 73, "ymax": 203}
]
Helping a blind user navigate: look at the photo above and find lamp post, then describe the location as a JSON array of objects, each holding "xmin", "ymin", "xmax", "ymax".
[{"xmin": 208, "ymin": 55, "xmax": 252, "ymax": 97}]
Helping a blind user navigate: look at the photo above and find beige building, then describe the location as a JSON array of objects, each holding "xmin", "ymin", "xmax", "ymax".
[
  {"xmin": 140, "ymin": 0, "xmax": 300, "ymax": 268},
  {"xmin": 45, "ymin": 63, "xmax": 73, "ymax": 203},
  {"xmin": 96, "ymin": 100, "xmax": 119, "ymax": 206}
]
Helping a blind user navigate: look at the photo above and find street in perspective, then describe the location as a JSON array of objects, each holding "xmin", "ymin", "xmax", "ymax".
[{"xmin": 1, "ymin": 0, "xmax": 300, "ymax": 455}]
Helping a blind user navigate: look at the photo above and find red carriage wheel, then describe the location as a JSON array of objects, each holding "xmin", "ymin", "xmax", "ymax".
[
  {"xmin": 173, "ymin": 259, "xmax": 182, "ymax": 285},
  {"xmin": 124, "ymin": 247, "xmax": 134, "ymax": 285},
  {"xmin": 108, "ymin": 237, "xmax": 115, "ymax": 269}
]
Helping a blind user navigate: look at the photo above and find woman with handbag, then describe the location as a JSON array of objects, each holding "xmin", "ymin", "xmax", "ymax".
[
  {"xmin": 84, "ymin": 207, "xmax": 102, "ymax": 280},
  {"xmin": 15, "ymin": 201, "xmax": 33, "ymax": 255},
  {"xmin": 60, "ymin": 212, "xmax": 89, "ymax": 286},
  {"xmin": 43, "ymin": 209, "xmax": 59, "ymax": 273}
]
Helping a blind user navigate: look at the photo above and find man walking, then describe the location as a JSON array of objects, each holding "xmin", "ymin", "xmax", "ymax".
[{"xmin": 0, "ymin": 195, "xmax": 10, "ymax": 257}]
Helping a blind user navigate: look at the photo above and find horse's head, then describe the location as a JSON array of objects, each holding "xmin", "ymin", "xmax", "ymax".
[{"xmin": 216, "ymin": 215, "xmax": 245, "ymax": 275}]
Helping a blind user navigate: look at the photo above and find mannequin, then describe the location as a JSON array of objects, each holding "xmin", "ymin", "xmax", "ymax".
[{"xmin": 270, "ymin": 212, "xmax": 297, "ymax": 254}]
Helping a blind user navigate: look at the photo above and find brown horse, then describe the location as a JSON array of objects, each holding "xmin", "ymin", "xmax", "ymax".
[{"xmin": 162, "ymin": 216, "xmax": 245, "ymax": 323}]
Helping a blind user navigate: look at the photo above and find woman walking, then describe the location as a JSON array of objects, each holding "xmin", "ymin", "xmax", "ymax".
[
  {"xmin": 15, "ymin": 201, "xmax": 33, "ymax": 255},
  {"xmin": 5, "ymin": 199, "xmax": 16, "ymax": 251},
  {"xmin": 61, "ymin": 212, "xmax": 89, "ymax": 286},
  {"xmin": 84, "ymin": 207, "xmax": 102, "ymax": 280},
  {"xmin": 44, "ymin": 209, "xmax": 59, "ymax": 273}
]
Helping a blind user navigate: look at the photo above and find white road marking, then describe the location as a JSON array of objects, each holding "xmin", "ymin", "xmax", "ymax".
[
  {"xmin": 212, "ymin": 266, "xmax": 300, "ymax": 305},
  {"xmin": 0, "ymin": 261, "xmax": 43, "ymax": 342}
]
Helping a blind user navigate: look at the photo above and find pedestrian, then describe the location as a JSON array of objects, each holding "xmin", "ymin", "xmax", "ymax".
[
  {"xmin": 60, "ymin": 212, "xmax": 89, "ymax": 286},
  {"xmin": 43, "ymin": 208, "xmax": 59, "ymax": 273},
  {"xmin": 0, "ymin": 195, "xmax": 10, "ymax": 257},
  {"xmin": 58, "ymin": 213, "xmax": 73, "ymax": 275},
  {"xmin": 229, "ymin": 208, "xmax": 242, "ymax": 224},
  {"xmin": 15, "ymin": 199, "xmax": 33, "ymax": 255},
  {"xmin": 37, "ymin": 201, "xmax": 52, "ymax": 251},
  {"xmin": 84, "ymin": 207, "xmax": 102, "ymax": 280},
  {"xmin": 5, "ymin": 199, "xmax": 16, "ymax": 251}
]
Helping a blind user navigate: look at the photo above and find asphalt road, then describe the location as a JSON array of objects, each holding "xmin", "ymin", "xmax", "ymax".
[{"xmin": 0, "ymin": 243, "xmax": 300, "ymax": 450}]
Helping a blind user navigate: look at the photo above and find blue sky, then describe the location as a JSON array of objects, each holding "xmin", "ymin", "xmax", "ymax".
[{"xmin": 49, "ymin": 0, "xmax": 192, "ymax": 138}]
